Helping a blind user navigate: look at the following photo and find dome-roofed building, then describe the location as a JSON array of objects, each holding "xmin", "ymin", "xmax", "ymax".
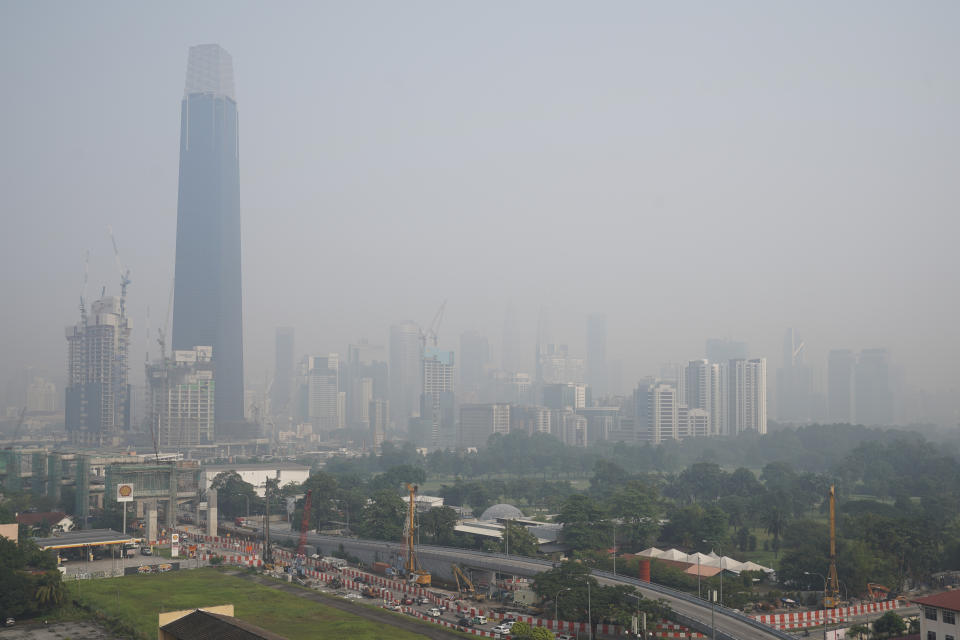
[{"xmin": 480, "ymin": 503, "xmax": 524, "ymax": 521}]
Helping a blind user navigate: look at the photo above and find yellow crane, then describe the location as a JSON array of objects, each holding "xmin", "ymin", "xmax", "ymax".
[
  {"xmin": 452, "ymin": 564, "xmax": 485, "ymax": 601},
  {"xmin": 825, "ymin": 485, "xmax": 841, "ymax": 608},
  {"xmin": 405, "ymin": 483, "xmax": 431, "ymax": 586}
]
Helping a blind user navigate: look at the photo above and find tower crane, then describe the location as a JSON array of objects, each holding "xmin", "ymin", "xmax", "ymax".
[
  {"xmin": 107, "ymin": 226, "xmax": 131, "ymax": 317},
  {"xmin": 4, "ymin": 408, "xmax": 26, "ymax": 449},
  {"xmin": 419, "ymin": 300, "xmax": 447, "ymax": 352}
]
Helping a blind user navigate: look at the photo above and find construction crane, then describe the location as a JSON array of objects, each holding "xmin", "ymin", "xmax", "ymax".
[
  {"xmin": 452, "ymin": 564, "xmax": 485, "ymax": 601},
  {"xmin": 294, "ymin": 490, "xmax": 313, "ymax": 577},
  {"xmin": 419, "ymin": 300, "xmax": 448, "ymax": 353},
  {"xmin": 107, "ymin": 226, "xmax": 132, "ymax": 317},
  {"xmin": 825, "ymin": 485, "xmax": 841, "ymax": 608},
  {"xmin": 404, "ymin": 483, "xmax": 431, "ymax": 586}
]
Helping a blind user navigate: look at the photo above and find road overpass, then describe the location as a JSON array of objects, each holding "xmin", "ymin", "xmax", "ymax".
[{"xmin": 265, "ymin": 530, "xmax": 793, "ymax": 640}]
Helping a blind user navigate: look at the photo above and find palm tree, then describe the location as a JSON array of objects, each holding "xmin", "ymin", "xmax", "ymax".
[
  {"xmin": 761, "ymin": 503, "xmax": 788, "ymax": 557},
  {"xmin": 34, "ymin": 572, "xmax": 64, "ymax": 608}
]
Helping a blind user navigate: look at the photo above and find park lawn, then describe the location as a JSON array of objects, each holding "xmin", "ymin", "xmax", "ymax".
[{"xmin": 74, "ymin": 568, "xmax": 430, "ymax": 640}]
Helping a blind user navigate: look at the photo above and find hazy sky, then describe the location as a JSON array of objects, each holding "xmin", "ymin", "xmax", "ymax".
[{"xmin": 1, "ymin": 1, "xmax": 958, "ymax": 398}]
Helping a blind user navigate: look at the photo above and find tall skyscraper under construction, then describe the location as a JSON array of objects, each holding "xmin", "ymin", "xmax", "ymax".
[
  {"xmin": 172, "ymin": 44, "xmax": 244, "ymax": 424},
  {"xmin": 65, "ymin": 296, "xmax": 132, "ymax": 445}
]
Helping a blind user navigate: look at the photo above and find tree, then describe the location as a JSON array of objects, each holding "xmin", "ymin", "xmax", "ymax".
[
  {"xmin": 34, "ymin": 571, "xmax": 64, "ymax": 607},
  {"xmin": 500, "ymin": 521, "xmax": 539, "ymax": 557},
  {"xmin": 356, "ymin": 491, "xmax": 405, "ymax": 541},
  {"xmin": 557, "ymin": 494, "xmax": 610, "ymax": 550},
  {"xmin": 872, "ymin": 612, "xmax": 906, "ymax": 638},
  {"xmin": 511, "ymin": 621, "xmax": 533, "ymax": 638},
  {"xmin": 210, "ymin": 471, "xmax": 259, "ymax": 519},
  {"xmin": 419, "ymin": 506, "xmax": 458, "ymax": 543},
  {"xmin": 848, "ymin": 624, "xmax": 870, "ymax": 640},
  {"xmin": 606, "ymin": 479, "xmax": 662, "ymax": 548},
  {"xmin": 530, "ymin": 628, "xmax": 555, "ymax": 640}
]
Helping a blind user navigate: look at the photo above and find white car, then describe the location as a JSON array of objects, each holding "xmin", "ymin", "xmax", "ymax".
[
  {"xmin": 492, "ymin": 624, "xmax": 513, "ymax": 634},
  {"xmin": 427, "ymin": 607, "xmax": 442, "ymax": 617}
]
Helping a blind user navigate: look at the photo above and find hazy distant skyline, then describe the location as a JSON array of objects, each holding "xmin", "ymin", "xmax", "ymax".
[{"xmin": 1, "ymin": 2, "xmax": 958, "ymax": 405}]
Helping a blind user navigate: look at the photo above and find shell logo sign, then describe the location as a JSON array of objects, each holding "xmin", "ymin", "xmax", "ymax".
[{"xmin": 117, "ymin": 483, "xmax": 135, "ymax": 503}]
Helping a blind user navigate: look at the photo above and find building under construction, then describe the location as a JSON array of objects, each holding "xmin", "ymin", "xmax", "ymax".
[
  {"xmin": 146, "ymin": 346, "xmax": 216, "ymax": 451},
  {"xmin": 65, "ymin": 296, "xmax": 132, "ymax": 446}
]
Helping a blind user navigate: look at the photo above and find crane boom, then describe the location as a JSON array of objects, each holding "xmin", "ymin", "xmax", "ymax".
[{"xmin": 404, "ymin": 483, "xmax": 431, "ymax": 586}]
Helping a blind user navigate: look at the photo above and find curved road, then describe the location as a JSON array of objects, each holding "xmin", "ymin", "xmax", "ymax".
[{"xmin": 262, "ymin": 530, "xmax": 793, "ymax": 640}]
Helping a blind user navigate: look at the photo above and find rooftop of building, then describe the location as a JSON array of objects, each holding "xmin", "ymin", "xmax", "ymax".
[
  {"xmin": 161, "ymin": 608, "xmax": 286, "ymax": 640},
  {"xmin": 33, "ymin": 528, "xmax": 140, "ymax": 550},
  {"xmin": 912, "ymin": 591, "xmax": 960, "ymax": 611},
  {"xmin": 16, "ymin": 511, "xmax": 69, "ymax": 526}
]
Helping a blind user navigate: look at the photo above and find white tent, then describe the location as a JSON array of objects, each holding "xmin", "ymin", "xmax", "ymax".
[
  {"xmin": 637, "ymin": 547, "xmax": 664, "ymax": 558},
  {"xmin": 659, "ymin": 548, "xmax": 690, "ymax": 561},
  {"xmin": 718, "ymin": 556, "xmax": 748, "ymax": 572},
  {"xmin": 686, "ymin": 552, "xmax": 720, "ymax": 567}
]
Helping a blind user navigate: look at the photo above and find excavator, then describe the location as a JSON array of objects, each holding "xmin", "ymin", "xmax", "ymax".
[
  {"xmin": 404, "ymin": 484, "xmax": 431, "ymax": 586},
  {"xmin": 452, "ymin": 564, "xmax": 485, "ymax": 601}
]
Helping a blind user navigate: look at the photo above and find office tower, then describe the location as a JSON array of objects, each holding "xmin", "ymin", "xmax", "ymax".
[
  {"xmin": 171, "ymin": 44, "xmax": 244, "ymax": 424},
  {"xmin": 586, "ymin": 314, "xmax": 607, "ymax": 395},
  {"xmin": 459, "ymin": 331, "xmax": 490, "ymax": 398},
  {"xmin": 421, "ymin": 348, "xmax": 455, "ymax": 447},
  {"xmin": 777, "ymin": 328, "xmax": 813, "ymax": 423},
  {"xmin": 369, "ymin": 399, "xmax": 389, "ymax": 450},
  {"xmin": 634, "ymin": 380, "xmax": 678, "ymax": 444},
  {"xmin": 459, "ymin": 403, "xmax": 510, "ymax": 449},
  {"xmin": 305, "ymin": 354, "xmax": 340, "ymax": 431},
  {"xmin": 390, "ymin": 322, "xmax": 421, "ymax": 428},
  {"xmin": 827, "ymin": 349, "xmax": 856, "ymax": 423},
  {"xmin": 509, "ymin": 405, "xmax": 552, "ymax": 436},
  {"xmin": 501, "ymin": 302, "xmax": 523, "ymax": 373},
  {"xmin": 706, "ymin": 338, "xmax": 748, "ymax": 363},
  {"xmin": 728, "ymin": 358, "xmax": 767, "ymax": 434},
  {"xmin": 272, "ymin": 327, "xmax": 294, "ymax": 417},
  {"xmin": 684, "ymin": 359, "xmax": 726, "ymax": 435},
  {"xmin": 347, "ymin": 340, "xmax": 387, "ymax": 429},
  {"xmin": 855, "ymin": 348, "xmax": 893, "ymax": 425},
  {"xmin": 65, "ymin": 296, "xmax": 132, "ymax": 445},
  {"xmin": 147, "ymin": 346, "xmax": 215, "ymax": 449},
  {"xmin": 556, "ymin": 409, "xmax": 588, "ymax": 446},
  {"xmin": 537, "ymin": 344, "xmax": 585, "ymax": 385},
  {"xmin": 576, "ymin": 406, "xmax": 620, "ymax": 445}
]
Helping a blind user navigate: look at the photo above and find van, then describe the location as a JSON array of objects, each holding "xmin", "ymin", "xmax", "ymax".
[{"xmin": 473, "ymin": 615, "xmax": 487, "ymax": 625}]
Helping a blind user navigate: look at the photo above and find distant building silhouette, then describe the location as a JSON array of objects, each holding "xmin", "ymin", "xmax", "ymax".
[
  {"xmin": 389, "ymin": 322, "xmax": 421, "ymax": 428},
  {"xmin": 586, "ymin": 314, "xmax": 607, "ymax": 395},
  {"xmin": 272, "ymin": 327, "xmax": 294, "ymax": 417},
  {"xmin": 827, "ymin": 349, "xmax": 856, "ymax": 423},
  {"xmin": 171, "ymin": 44, "xmax": 244, "ymax": 424}
]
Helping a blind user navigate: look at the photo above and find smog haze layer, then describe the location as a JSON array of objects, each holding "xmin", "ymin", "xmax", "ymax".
[{"xmin": 1, "ymin": 1, "xmax": 957, "ymax": 416}]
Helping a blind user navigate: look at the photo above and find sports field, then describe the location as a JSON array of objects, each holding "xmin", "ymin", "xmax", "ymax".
[{"xmin": 72, "ymin": 567, "xmax": 437, "ymax": 639}]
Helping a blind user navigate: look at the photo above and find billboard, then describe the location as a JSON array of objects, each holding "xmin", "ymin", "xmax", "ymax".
[{"xmin": 117, "ymin": 483, "xmax": 134, "ymax": 503}]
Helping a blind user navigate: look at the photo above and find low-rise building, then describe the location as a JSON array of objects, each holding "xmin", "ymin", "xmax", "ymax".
[{"xmin": 914, "ymin": 591, "xmax": 960, "ymax": 640}]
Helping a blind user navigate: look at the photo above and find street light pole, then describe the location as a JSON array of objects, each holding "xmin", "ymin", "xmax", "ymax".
[
  {"xmin": 555, "ymin": 587, "xmax": 571, "ymax": 631},
  {"xmin": 806, "ymin": 571, "xmax": 828, "ymax": 640},
  {"xmin": 703, "ymin": 539, "xmax": 722, "ymax": 607},
  {"xmin": 613, "ymin": 522, "xmax": 616, "ymax": 576},
  {"xmin": 588, "ymin": 580, "xmax": 593, "ymax": 640}
]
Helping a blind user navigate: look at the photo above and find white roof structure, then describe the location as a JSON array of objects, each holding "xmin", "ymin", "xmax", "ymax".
[{"xmin": 637, "ymin": 547, "xmax": 773, "ymax": 574}]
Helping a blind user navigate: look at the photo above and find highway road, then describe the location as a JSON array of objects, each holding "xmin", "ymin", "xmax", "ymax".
[{"xmin": 262, "ymin": 529, "xmax": 794, "ymax": 640}]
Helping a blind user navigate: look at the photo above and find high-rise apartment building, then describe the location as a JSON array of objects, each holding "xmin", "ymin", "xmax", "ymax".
[
  {"xmin": 586, "ymin": 314, "xmax": 607, "ymax": 395},
  {"xmin": 390, "ymin": 322, "xmax": 421, "ymax": 428},
  {"xmin": 509, "ymin": 405, "xmax": 552, "ymax": 436},
  {"xmin": 347, "ymin": 340, "xmax": 387, "ymax": 429},
  {"xmin": 65, "ymin": 296, "xmax": 132, "ymax": 445},
  {"xmin": 459, "ymin": 331, "xmax": 490, "ymax": 399},
  {"xmin": 459, "ymin": 403, "xmax": 510, "ymax": 449},
  {"xmin": 855, "ymin": 348, "xmax": 893, "ymax": 426},
  {"xmin": 146, "ymin": 346, "xmax": 215, "ymax": 449},
  {"xmin": 727, "ymin": 358, "xmax": 767, "ymax": 434},
  {"xmin": 827, "ymin": 349, "xmax": 856, "ymax": 423},
  {"xmin": 272, "ymin": 327, "xmax": 294, "ymax": 417},
  {"xmin": 421, "ymin": 348, "xmax": 455, "ymax": 447},
  {"xmin": 634, "ymin": 381, "xmax": 678, "ymax": 444},
  {"xmin": 171, "ymin": 44, "xmax": 244, "ymax": 424},
  {"xmin": 27, "ymin": 377, "xmax": 57, "ymax": 412},
  {"xmin": 369, "ymin": 398, "xmax": 389, "ymax": 450},
  {"xmin": 777, "ymin": 328, "xmax": 813, "ymax": 423},
  {"xmin": 304, "ymin": 354, "xmax": 340, "ymax": 431}
]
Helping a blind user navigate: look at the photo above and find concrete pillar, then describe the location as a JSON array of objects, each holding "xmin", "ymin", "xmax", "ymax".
[
  {"xmin": 146, "ymin": 501, "xmax": 158, "ymax": 544},
  {"xmin": 207, "ymin": 489, "xmax": 217, "ymax": 538}
]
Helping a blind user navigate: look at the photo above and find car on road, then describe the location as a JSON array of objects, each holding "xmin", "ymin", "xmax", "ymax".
[
  {"xmin": 140, "ymin": 546, "xmax": 152, "ymax": 556},
  {"xmin": 4, "ymin": 618, "xmax": 14, "ymax": 627},
  {"xmin": 386, "ymin": 603, "xmax": 402, "ymax": 611},
  {"xmin": 401, "ymin": 597, "xmax": 414, "ymax": 605},
  {"xmin": 492, "ymin": 624, "xmax": 513, "ymax": 634},
  {"xmin": 555, "ymin": 635, "xmax": 574, "ymax": 640},
  {"xmin": 417, "ymin": 596, "xmax": 430, "ymax": 605},
  {"xmin": 344, "ymin": 593, "xmax": 362, "ymax": 599},
  {"xmin": 427, "ymin": 607, "xmax": 442, "ymax": 617},
  {"xmin": 457, "ymin": 617, "xmax": 473, "ymax": 627},
  {"xmin": 473, "ymin": 615, "xmax": 488, "ymax": 625}
]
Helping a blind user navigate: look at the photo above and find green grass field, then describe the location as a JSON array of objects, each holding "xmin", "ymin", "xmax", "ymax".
[{"xmin": 71, "ymin": 568, "xmax": 431, "ymax": 640}]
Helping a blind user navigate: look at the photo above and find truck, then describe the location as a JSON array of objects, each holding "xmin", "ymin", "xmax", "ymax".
[
  {"xmin": 322, "ymin": 557, "xmax": 347, "ymax": 570},
  {"xmin": 372, "ymin": 561, "xmax": 396, "ymax": 577}
]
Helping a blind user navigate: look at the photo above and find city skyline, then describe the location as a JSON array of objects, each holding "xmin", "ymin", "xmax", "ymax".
[{"xmin": 1, "ymin": 3, "xmax": 958, "ymax": 431}]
